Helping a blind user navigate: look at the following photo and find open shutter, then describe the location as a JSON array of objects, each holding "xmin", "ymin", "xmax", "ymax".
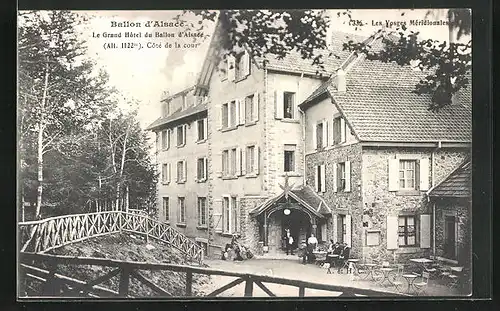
[
  {"xmin": 253, "ymin": 92, "xmax": 259, "ymax": 122},
  {"xmin": 195, "ymin": 120, "xmax": 199, "ymax": 142},
  {"xmin": 167, "ymin": 163, "xmax": 171, "ymax": 183},
  {"xmin": 332, "ymin": 214, "xmax": 338, "ymax": 242},
  {"xmin": 320, "ymin": 164, "xmax": 326, "ymax": 192},
  {"xmin": 234, "ymin": 99, "xmax": 240, "ymax": 126},
  {"xmin": 183, "ymin": 124, "xmax": 187, "ymax": 145},
  {"xmin": 213, "ymin": 200, "xmax": 223, "ymax": 233},
  {"xmin": 322, "ymin": 120, "xmax": 328, "ymax": 148},
  {"xmin": 340, "ymin": 118, "xmax": 346, "ymax": 143},
  {"xmin": 345, "ymin": 161, "xmax": 351, "ymax": 192},
  {"xmin": 239, "ymin": 98, "xmax": 245, "ymax": 125},
  {"xmin": 203, "ymin": 118, "xmax": 208, "ymax": 140},
  {"xmin": 236, "ymin": 147, "xmax": 242, "ymax": 176},
  {"xmin": 203, "ymin": 157, "xmax": 208, "ymax": 180},
  {"xmin": 215, "ymin": 153, "xmax": 222, "ymax": 178},
  {"xmin": 227, "ymin": 55, "xmax": 236, "ymax": 82},
  {"xmin": 274, "ymin": 90, "xmax": 284, "ymax": 119},
  {"xmin": 183, "ymin": 161, "xmax": 187, "ymax": 182},
  {"xmin": 419, "ymin": 158, "xmax": 430, "ymax": 191},
  {"xmin": 241, "ymin": 148, "xmax": 247, "ymax": 175},
  {"xmin": 386, "ymin": 216, "xmax": 398, "ymax": 250},
  {"xmin": 388, "ymin": 158, "xmax": 399, "ymax": 191},
  {"xmin": 312, "ymin": 123, "xmax": 317, "ymax": 151},
  {"xmin": 420, "ymin": 214, "xmax": 431, "ymax": 248},
  {"xmin": 314, "ymin": 166, "xmax": 319, "ymax": 192},
  {"xmin": 332, "ymin": 163, "xmax": 338, "ymax": 193},
  {"xmin": 255, "ymin": 146, "xmax": 260, "ymax": 175},
  {"xmin": 345, "ymin": 215, "xmax": 352, "ymax": 247},
  {"xmin": 243, "ymin": 50, "xmax": 250, "ymax": 76},
  {"xmin": 328, "ymin": 120, "xmax": 334, "ymax": 146},
  {"xmin": 217, "ymin": 105, "xmax": 223, "ymax": 130}
]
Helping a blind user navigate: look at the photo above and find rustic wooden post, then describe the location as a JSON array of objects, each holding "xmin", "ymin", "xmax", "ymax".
[
  {"xmin": 146, "ymin": 216, "xmax": 149, "ymax": 243},
  {"xmin": 298, "ymin": 286, "xmax": 305, "ymax": 297},
  {"xmin": 185, "ymin": 271, "xmax": 193, "ymax": 296},
  {"xmin": 244, "ymin": 275, "xmax": 253, "ymax": 297},
  {"xmin": 118, "ymin": 266, "xmax": 130, "ymax": 297}
]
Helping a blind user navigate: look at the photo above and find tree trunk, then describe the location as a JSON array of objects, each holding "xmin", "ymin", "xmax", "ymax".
[{"xmin": 35, "ymin": 63, "xmax": 50, "ymax": 219}]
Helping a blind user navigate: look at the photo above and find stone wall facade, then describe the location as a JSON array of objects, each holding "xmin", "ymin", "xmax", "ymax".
[
  {"xmin": 434, "ymin": 198, "xmax": 471, "ymax": 265},
  {"xmin": 360, "ymin": 146, "xmax": 469, "ymax": 263},
  {"xmin": 305, "ymin": 143, "xmax": 364, "ymax": 258},
  {"xmin": 239, "ymin": 196, "xmax": 269, "ymax": 253}
]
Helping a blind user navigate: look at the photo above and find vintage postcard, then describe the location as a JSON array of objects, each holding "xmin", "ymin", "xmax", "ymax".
[{"xmin": 17, "ymin": 9, "xmax": 473, "ymax": 298}]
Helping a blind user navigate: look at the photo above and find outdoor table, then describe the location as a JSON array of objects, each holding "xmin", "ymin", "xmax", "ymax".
[
  {"xmin": 358, "ymin": 263, "xmax": 378, "ymax": 280},
  {"xmin": 378, "ymin": 267, "xmax": 395, "ymax": 286},
  {"xmin": 402, "ymin": 274, "xmax": 418, "ymax": 294},
  {"xmin": 410, "ymin": 258, "xmax": 433, "ymax": 273},
  {"xmin": 326, "ymin": 254, "xmax": 339, "ymax": 274}
]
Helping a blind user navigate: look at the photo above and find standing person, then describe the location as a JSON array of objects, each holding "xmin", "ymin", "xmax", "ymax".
[
  {"xmin": 286, "ymin": 234, "xmax": 294, "ymax": 255},
  {"xmin": 306, "ymin": 233, "xmax": 318, "ymax": 263}
]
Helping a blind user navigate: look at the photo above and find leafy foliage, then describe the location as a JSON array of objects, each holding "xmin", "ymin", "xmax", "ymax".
[{"xmin": 184, "ymin": 9, "xmax": 471, "ymax": 111}]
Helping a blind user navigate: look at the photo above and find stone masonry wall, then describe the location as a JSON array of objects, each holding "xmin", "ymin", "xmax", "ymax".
[
  {"xmin": 239, "ymin": 196, "xmax": 269, "ymax": 253},
  {"xmin": 305, "ymin": 143, "xmax": 364, "ymax": 258},
  {"xmin": 361, "ymin": 147, "xmax": 469, "ymax": 264},
  {"xmin": 434, "ymin": 198, "xmax": 471, "ymax": 266}
]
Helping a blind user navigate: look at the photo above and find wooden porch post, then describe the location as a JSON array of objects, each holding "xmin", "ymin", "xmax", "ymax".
[{"xmin": 264, "ymin": 212, "xmax": 268, "ymax": 246}]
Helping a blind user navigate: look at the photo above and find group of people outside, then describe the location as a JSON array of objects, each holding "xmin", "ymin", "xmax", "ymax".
[{"xmin": 327, "ymin": 239, "xmax": 351, "ymax": 273}]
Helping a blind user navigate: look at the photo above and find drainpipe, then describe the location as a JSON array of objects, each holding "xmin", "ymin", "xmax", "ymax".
[{"xmin": 297, "ymin": 72, "xmax": 306, "ymax": 187}]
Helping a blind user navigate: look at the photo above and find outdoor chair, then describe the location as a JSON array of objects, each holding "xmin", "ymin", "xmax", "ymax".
[
  {"xmin": 337, "ymin": 247, "xmax": 351, "ymax": 274},
  {"xmin": 448, "ymin": 267, "xmax": 464, "ymax": 289},
  {"xmin": 389, "ymin": 264, "xmax": 405, "ymax": 292},
  {"xmin": 439, "ymin": 266, "xmax": 452, "ymax": 281},
  {"xmin": 413, "ymin": 271, "xmax": 430, "ymax": 296}
]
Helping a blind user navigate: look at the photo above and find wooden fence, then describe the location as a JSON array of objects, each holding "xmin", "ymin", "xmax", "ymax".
[
  {"xmin": 18, "ymin": 211, "xmax": 204, "ymax": 264},
  {"xmin": 19, "ymin": 252, "xmax": 406, "ymax": 298}
]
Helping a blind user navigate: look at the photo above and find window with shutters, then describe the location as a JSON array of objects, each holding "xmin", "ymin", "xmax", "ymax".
[
  {"xmin": 161, "ymin": 129, "xmax": 170, "ymax": 150},
  {"xmin": 332, "ymin": 116, "xmax": 346, "ymax": 144},
  {"xmin": 197, "ymin": 119, "xmax": 206, "ymax": 141},
  {"xmin": 338, "ymin": 162, "xmax": 346, "ymax": 191},
  {"xmin": 163, "ymin": 197, "xmax": 170, "ymax": 222},
  {"xmin": 229, "ymin": 100, "xmax": 237, "ymax": 127},
  {"xmin": 197, "ymin": 157, "xmax": 207, "ymax": 181},
  {"xmin": 177, "ymin": 160, "xmax": 186, "ymax": 183},
  {"xmin": 284, "ymin": 144, "xmax": 296, "ymax": 172},
  {"xmin": 283, "ymin": 92, "xmax": 295, "ymax": 119},
  {"xmin": 162, "ymin": 163, "xmax": 170, "ymax": 184},
  {"xmin": 337, "ymin": 215, "xmax": 346, "ymax": 243},
  {"xmin": 222, "ymin": 103, "xmax": 229, "ymax": 128},
  {"xmin": 246, "ymin": 145, "xmax": 256, "ymax": 174},
  {"xmin": 178, "ymin": 197, "xmax": 186, "ymax": 224},
  {"xmin": 316, "ymin": 122, "xmax": 324, "ymax": 149},
  {"xmin": 245, "ymin": 94, "xmax": 254, "ymax": 122},
  {"xmin": 398, "ymin": 216, "xmax": 417, "ymax": 246},
  {"xmin": 223, "ymin": 196, "xmax": 230, "ymax": 233},
  {"xmin": 176, "ymin": 125, "xmax": 186, "ymax": 147},
  {"xmin": 399, "ymin": 160, "xmax": 416, "ymax": 190},
  {"xmin": 231, "ymin": 196, "xmax": 238, "ymax": 233},
  {"xmin": 316, "ymin": 165, "xmax": 322, "ymax": 192},
  {"xmin": 197, "ymin": 197, "xmax": 207, "ymax": 227},
  {"xmin": 230, "ymin": 148, "xmax": 237, "ymax": 176},
  {"xmin": 222, "ymin": 150, "xmax": 229, "ymax": 176}
]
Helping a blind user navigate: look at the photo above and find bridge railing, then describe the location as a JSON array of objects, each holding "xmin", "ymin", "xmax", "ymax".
[
  {"xmin": 19, "ymin": 252, "xmax": 407, "ymax": 298},
  {"xmin": 18, "ymin": 211, "xmax": 204, "ymax": 264}
]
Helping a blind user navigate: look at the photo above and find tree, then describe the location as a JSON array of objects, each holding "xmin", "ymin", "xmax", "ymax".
[
  {"xmin": 181, "ymin": 9, "xmax": 471, "ymax": 111},
  {"xmin": 18, "ymin": 10, "xmax": 113, "ymax": 218}
]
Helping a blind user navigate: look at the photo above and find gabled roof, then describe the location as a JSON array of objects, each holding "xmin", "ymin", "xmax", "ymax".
[
  {"xmin": 428, "ymin": 157, "xmax": 471, "ymax": 198},
  {"xmin": 146, "ymin": 103, "xmax": 207, "ymax": 131},
  {"xmin": 249, "ymin": 186, "xmax": 330, "ymax": 218},
  {"xmin": 194, "ymin": 16, "xmax": 372, "ymax": 95},
  {"xmin": 300, "ymin": 35, "xmax": 472, "ymax": 143}
]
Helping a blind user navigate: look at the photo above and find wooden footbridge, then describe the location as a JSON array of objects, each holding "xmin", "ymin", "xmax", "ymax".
[{"xmin": 18, "ymin": 211, "xmax": 406, "ymax": 298}]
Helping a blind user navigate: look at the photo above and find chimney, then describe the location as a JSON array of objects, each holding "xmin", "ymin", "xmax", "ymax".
[{"xmin": 336, "ymin": 69, "xmax": 346, "ymax": 93}]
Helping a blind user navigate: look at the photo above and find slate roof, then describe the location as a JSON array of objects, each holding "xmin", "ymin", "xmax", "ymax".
[
  {"xmin": 325, "ymin": 57, "xmax": 472, "ymax": 142},
  {"xmin": 428, "ymin": 158, "xmax": 471, "ymax": 198},
  {"xmin": 146, "ymin": 103, "xmax": 207, "ymax": 131},
  {"xmin": 256, "ymin": 31, "xmax": 367, "ymax": 76}
]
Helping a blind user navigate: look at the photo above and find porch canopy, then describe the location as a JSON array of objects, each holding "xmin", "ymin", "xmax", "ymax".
[{"xmin": 427, "ymin": 158, "xmax": 471, "ymax": 198}]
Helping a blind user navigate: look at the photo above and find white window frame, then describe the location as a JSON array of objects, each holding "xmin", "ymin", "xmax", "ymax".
[
  {"xmin": 178, "ymin": 197, "xmax": 186, "ymax": 224},
  {"xmin": 284, "ymin": 144, "xmax": 296, "ymax": 173},
  {"xmin": 161, "ymin": 129, "xmax": 170, "ymax": 150},
  {"xmin": 398, "ymin": 215, "xmax": 418, "ymax": 247},
  {"xmin": 162, "ymin": 163, "xmax": 171, "ymax": 184},
  {"xmin": 176, "ymin": 125, "xmax": 186, "ymax": 147},
  {"xmin": 245, "ymin": 145, "xmax": 258, "ymax": 175},
  {"xmin": 197, "ymin": 157, "xmax": 208, "ymax": 182},
  {"xmin": 399, "ymin": 160, "xmax": 417, "ymax": 190},
  {"xmin": 283, "ymin": 91, "xmax": 296, "ymax": 119},
  {"xmin": 222, "ymin": 195, "xmax": 238, "ymax": 234},
  {"xmin": 177, "ymin": 160, "xmax": 186, "ymax": 183},
  {"xmin": 197, "ymin": 118, "xmax": 207, "ymax": 142},
  {"xmin": 197, "ymin": 197, "xmax": 207, "ymax": 227}
]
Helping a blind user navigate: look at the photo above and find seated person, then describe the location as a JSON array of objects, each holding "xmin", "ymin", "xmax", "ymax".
[
  {"xmin": 327, "ymin": 239, "xmax": 335, "ymax": 254},
  {"xmin": 337, "ymin": 243, "xmax": 351, "ymax": 273},
  {"xmin": 332, "ymin": 242, "xmax": 342, "ymax": 255}
]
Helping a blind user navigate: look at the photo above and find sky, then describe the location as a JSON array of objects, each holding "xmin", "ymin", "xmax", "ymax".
[{"xmin": 75, "ymin": 9, "xmax": 471, "ymax": 132}]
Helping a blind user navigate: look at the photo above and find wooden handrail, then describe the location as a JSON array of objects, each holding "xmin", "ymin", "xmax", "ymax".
[
  {"xmin": 18, "ymin": 211, "xmax": 204, "ymax": 264},
  {"xmin": 19, "ymin": 252, "xmax": 406, "ymax": 297}
]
